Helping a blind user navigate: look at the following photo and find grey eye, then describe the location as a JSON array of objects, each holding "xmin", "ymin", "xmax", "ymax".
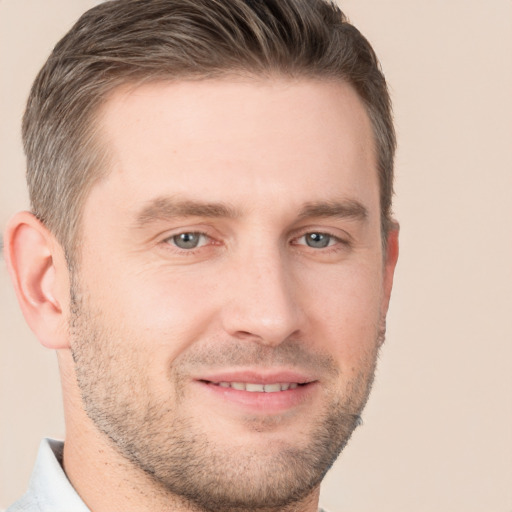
[
  {"xmin": 171, "ymin": 232, "xmax": 204, "ymax": 249},
  {"xmin": 305, "ymin": 233, "xmax": 332, "ymax": 248}
]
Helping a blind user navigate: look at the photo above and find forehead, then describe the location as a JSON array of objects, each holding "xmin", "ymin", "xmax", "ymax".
[{"xmin": 90, "ymin": 78, "xmax": 378, "ymax": 217}]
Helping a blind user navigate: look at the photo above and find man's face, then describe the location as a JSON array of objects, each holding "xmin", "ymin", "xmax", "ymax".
[{"xmin": 69, "ymin": 78, "xmax": 397, "ymax": 511}]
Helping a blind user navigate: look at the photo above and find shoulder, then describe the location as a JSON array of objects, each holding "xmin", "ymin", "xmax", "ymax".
[
  {"xmin": 4, "ymin": 493, "xmax": 42, "ymax": 512},
  {"xmin": 4, "ymin": 438, "xmax": 88, "ymax": 512}
]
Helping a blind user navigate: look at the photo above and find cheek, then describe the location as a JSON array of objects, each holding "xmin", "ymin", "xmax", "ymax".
[
  {"xmin": 298, "ymin": 262, "xmax": 384, "ymax": 361},
  {"xmin": 82, "ymin": 260, "xmax": 223, "ymax": 360},
  {"xmin": 79, "ymin": 240, "xmax": 384, "ymax": 373}
]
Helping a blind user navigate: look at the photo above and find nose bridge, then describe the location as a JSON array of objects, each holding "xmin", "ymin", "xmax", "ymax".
[{"xmin": 222, "ymin": 240, "xmax": 301, "ymax": 345}]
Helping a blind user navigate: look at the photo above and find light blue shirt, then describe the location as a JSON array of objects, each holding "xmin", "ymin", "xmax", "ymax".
[
  {"xmin": 7, "ymin": 438, "xmax": 329, "ymax": 512},
  {"xmin": 6, "ymin": 439, "xmax": 89, "ymax": 512}
]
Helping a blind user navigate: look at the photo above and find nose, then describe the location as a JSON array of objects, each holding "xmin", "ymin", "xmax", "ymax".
[{"xmin": 220, "ymin": 248, "xmax": 303, "ymax": 347}]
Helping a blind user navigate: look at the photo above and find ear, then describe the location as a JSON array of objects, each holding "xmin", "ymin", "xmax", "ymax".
[
  {"xmin": 381, "ymin": 222, "xmax": 400, "ymax": 316},
  {"xmin": 4, "ymin": 211, "xmax": 71, "ymax": 349}
]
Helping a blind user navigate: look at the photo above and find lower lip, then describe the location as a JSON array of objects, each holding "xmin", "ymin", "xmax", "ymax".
[{"xmin": 194, "ymin": 381, "xmax": 319, "ymax": 413}]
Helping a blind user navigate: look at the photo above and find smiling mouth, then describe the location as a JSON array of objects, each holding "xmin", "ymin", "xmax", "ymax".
[{"xmin": 202, "ymin": 381, "xmax": 308, "ymax": 392}]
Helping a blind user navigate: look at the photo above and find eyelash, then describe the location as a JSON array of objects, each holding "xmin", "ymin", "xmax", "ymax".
[
  {"xmin": 163, "ymin": 231, "xmax": 213, "ymax": 253},
  {"xmin": 162, "ymin": 230, "xmax": 350, "ymax": 254},
  {"xmin": 293, "ymin": 232, "xmax": 346, "ymax": 250}
]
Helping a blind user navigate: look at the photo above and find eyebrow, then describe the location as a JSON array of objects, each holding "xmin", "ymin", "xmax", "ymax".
[
  {"xmin": 134, "ymin": 196, "xmax": 368, "ymax": 229},
  {"xmin": 134, "ymin": 197, "xmax": 241, "ymax": 228},
  {"xmin": 298, "ymin": 200, "xmax": 369, "ymax": 222}
]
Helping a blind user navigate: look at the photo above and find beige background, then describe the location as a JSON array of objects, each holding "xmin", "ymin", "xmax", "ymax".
[{"xmin": 1, "ymin": 0, "xmax": 511, "ymax": 510}]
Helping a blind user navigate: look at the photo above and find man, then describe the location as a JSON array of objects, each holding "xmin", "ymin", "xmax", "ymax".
[{"xmin": 3, "ymin": 0, "xmax": 398, "ymax": 511}]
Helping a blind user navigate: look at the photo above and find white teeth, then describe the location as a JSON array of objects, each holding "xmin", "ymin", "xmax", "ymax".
[
  {"xmin": 246, "ymin": 383, "xmax": 265, "ymax": 392},
  {"xmin": 214, "ymin": 382, "xmax": 301, "ymax": 392}
]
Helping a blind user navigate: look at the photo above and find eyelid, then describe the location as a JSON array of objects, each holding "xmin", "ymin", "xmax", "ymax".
[
  {"xmin": 164, "ymin": 229, "xmax": 209, "ymax": 241},
  {"xmin": 170, "ymin": 232, "xmax": 210, "ymax": 248},
  {"xmin": 290, "ymin": 227, "xmax": 352, "ymax": 246},
  {"xmin": 293, "ymin": 234, "xmax": 343, "ymax": 250},
  {"xmin": 297, "ymin": 233, "xmax": 336, "ymax": 246},
  {"xmin": 155, "ymin": 225, "xmax": 352, "ymax": 255},
  {"xmin": 159, "ymin": 228, "xmax": 219, "ymax": 252}
]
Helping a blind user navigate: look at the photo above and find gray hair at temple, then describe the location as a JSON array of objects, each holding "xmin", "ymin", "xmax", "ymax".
[{"xmin": 22, "ymin": 0, "xmax": 395, "ymax": 259}]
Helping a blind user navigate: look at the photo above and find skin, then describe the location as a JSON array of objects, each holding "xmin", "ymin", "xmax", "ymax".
[{"xmin": 5, "ymin": 77, "xmax": 398, "ymax": 512}]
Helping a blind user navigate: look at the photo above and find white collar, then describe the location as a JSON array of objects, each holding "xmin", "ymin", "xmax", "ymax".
[{"xmin": 8, "ymin": 438, "xmax": 89, "ymax": 512}]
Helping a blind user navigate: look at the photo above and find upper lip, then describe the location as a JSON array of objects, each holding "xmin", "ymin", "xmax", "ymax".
[{"xmin": 194, "ymin": 369, "xmax": 318, "ymax": 385}]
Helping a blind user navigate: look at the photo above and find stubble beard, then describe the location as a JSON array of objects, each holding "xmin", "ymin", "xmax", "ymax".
[{"xmin": 69, "ymin": 280, "xmax": 382, "ymax": 512}]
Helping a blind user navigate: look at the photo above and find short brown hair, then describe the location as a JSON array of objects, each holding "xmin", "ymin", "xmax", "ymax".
[{"xmin": 23, "ymin": 0, "xmax": 395, "ymax": 257}]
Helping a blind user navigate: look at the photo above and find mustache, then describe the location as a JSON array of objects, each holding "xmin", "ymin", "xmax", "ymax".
[{"xmin": 173, "ymin": 337, "xmax": 340, "ymax": 377}]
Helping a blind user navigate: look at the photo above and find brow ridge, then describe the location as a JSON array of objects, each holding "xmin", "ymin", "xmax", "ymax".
[
  {"xmin": 135, "ymin": 197, "xmax": 241, "ymax": 228},
  {"xmin": 298, "ymin": 200, "xmax": 368, "ymax": 221},
  {"xmin": 134, "ymin": 196, "xmax": 368, "ymax": 229}
]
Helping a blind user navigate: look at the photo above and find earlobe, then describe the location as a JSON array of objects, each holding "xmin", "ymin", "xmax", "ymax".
[{"xmin": 4, "ymin": 211, "xmax": 70, "ymax": 349}]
